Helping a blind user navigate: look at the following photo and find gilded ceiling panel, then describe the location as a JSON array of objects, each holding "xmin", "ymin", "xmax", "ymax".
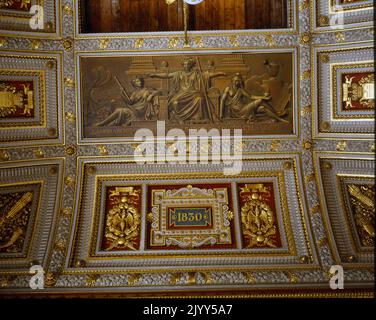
[
  {"xmin": 0, "ymin": 158, "xmax": 64, "ymax": 271},
  {"xmin": 0, "ymin": 51, "xmax": 64, "ymax": 147},
  {"xmin": 68, "ymin": 155, "xmax": 315, "ymax": 271},
  {"xmin": 313, "ymin": 42, "xmax": 374, "ymax": 139},
  {"xmin": 312, "ymin": 0, "xmax": 374, "ymax": 32},
  {"xmin": 77, "ymin": 51, "xmax": 297, "ymax": 143},
  {"xmin": 0, "ymin": 0, "xmax": 61, "ymax": 38},
  {"xmin": 315, "ymin": 152, "xmax": 374, "ymax": 266},
  {"xmin": 0, "ymin": 0, "xmax": 373, "ymax": 297}
]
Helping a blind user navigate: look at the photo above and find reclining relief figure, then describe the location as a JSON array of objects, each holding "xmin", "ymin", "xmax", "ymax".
[
  {"xmin": 96, "ymin": 76, "xmax": 159, "ymax": 127},
  {"xmin": 220, "ymin": 74, "xmax": 289, "ymax": 123}
]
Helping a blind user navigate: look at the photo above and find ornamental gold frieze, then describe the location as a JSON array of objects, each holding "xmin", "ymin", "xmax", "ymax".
[
  {"xmin": 102, "ymin": 186, "xmax": 142, "ymax": 251},
  {"xmin": 239, "ymin": 183, "xmax": 282, "ymax": 249},
  {"xmin": 0, "ymin": 52, "xmax": 63, "ymax": 147}
]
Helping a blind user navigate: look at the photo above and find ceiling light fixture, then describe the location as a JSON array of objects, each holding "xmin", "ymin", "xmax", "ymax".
[{"xmin": 166, "ymin": 0, "xmax": 205, "ymax": 47}]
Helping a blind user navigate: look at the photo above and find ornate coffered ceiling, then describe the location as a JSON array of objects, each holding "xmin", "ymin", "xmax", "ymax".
[{"xmin": 0, "ymin": 0, "xmax": 374, "ymax": 298}]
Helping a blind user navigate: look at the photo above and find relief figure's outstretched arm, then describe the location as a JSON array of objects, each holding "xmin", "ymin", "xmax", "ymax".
[{"xmin": 147, "ymin": 72, "xmax": 175, "ymax": 79}]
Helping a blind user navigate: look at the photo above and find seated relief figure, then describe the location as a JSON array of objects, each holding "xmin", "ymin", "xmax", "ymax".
[
  {"xmin": 220, "ymin": 74, "xmax": 289, "ymax": 123},
  {"xmin": 96, "ymin": 76, "xmax": 160, "ymax": 127},
  {"xmin": 148, "ymin": 57, "xmax": 224, "ymax": 124}
]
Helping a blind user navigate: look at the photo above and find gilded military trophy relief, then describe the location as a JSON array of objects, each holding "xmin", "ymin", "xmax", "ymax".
[
  {"xmin": 0, "ymin": 190, "xmax": 34, "ymax": 254},
  {"xmin": 0, "ymin": 0, "xmax": 31, "ymax": 11},
  {"xmin": 346, "ymin": 183, "xmax": 375, "ymax": 247},
  {"xmin": 80, "ymin": 52, "xmax": 294, "ymax": 139},
  {"xmin": 238, "ymin": 183, "xmax": 282, "ymax": 248},
  {"xmin": 101, "ymin": 186, "xmax": 142, "ymax": 251},
  {"xmin": 0, "ymin": 79, "xmax": 34, "ymax": 119},
  {"xmin": 146, "ymin": 183, "xmax": 236, "ymax": 250},
  {"xmin": 0, "ymin": 69, "xmax": 45, "ymax": 130},
  {"xmin": 342, "ymin": 72, "xmax": 374, "ymax": 111}
]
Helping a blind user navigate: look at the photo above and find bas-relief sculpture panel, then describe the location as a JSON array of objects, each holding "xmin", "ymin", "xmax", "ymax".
[{"xmin": 80, "ymin": 52, "xmax": 294, "ymax": 138}]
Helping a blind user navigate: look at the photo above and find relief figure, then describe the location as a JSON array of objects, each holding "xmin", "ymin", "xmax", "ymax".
[
  {"xmin": 81, "ymin": 53, "xmax": 294, "ymax": 138},
  {"xmin": 220, "ymin": 74, "xmax": 288, "ymax": 123},
  {"xmin": 96, "ymin": 76, "xmax": 160, "ymax": 126},
  {"xmin": 148, "ymin": 57, "xmax": 224, "ymax": 124}
]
